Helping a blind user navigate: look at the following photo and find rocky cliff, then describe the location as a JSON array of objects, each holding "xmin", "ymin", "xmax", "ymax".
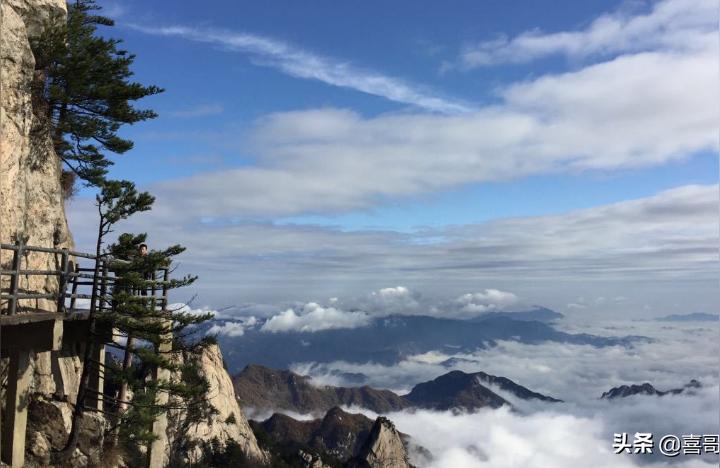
[
  {"xmin": 166, "ymin": 343, "xmax": 268, "ymax": 465},
  {"xmin": 1, "ymin": 0, "xmax": 78, "ymax": 398},
  {"xmin": 1, "ymin": 0, "xmax": 73, "ymax": 307},
  {"xmin": 349, "ymin": 417, "xmax": 412, "ymax": 468},
  {"xmin": 252, "ymin": 407, "xmax": 414, "ymax": 468}
]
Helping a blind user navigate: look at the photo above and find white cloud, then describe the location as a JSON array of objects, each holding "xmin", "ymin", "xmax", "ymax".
[
  {"xmin": 113, "ymin": 0, "xmax": 718, "ymax": 221},
  {"xmin": 385, "ymin": 405, "xmax": 718, "ymax": 468},
  {"xmin": 455, "ymin": 289, "xmax": 518, "ymax": 314},
  {"xmin": 296, "ymin": 321, "xmax": 719, "ymax": 400},
  {"xmin": 357, "ymin": 286, "xmax": 423, "ymax": 315},
  {"xmin": 68, "ymin": 184, "xmax": 718, "ymax": 315},
  {"xmin": 260, "ymin": 302, "xmax": 371, "ymax": 333},
  {"xmin": 151, "ymin": 44, "xmax": 716, "ymax": 218},
  {"xmin": 290, "ymin": 320, "xmax": 718, "ymax": 467},
  {"xmin": 128, "ymin": 24, "xmax": 470, "ymax": 114},
  {"xmin": 458, "ymin": 0, "xmax": 715, "ymax": 67},
  {"xmin": 207, "ymin": 318, "xmax": 257, "ymax": 337},
  {"xmin": 170, "ymin": 303, "xmax": 220, "ymax": 318}
]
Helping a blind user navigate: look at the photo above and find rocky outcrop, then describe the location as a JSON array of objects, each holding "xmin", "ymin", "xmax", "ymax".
[
  {"xmin": 601, "ymin": 379, "xmax": 702, "ymax": 399},
  {"xmin": 166, "ymin": 343, "xmax": 267, "ymax": 465},
  {"xmin": 251, "ymin": 407, "xmax": 415, "ymax": 467},
  {"xmin": 259, "ymin": 407, "xmax": 373, "ymax": 462},
  {"xmin": 24, "ymin": 395, "xmax": 107, "ymax": 467},
  {"xmin": 349, "ymin": 417, "xmax": 412, "ymax": 468},
  {"xmin": 234, "ymin": 364, "xmax": 410, "ymax": 415}
]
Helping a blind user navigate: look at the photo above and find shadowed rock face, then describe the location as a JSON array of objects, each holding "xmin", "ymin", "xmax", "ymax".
[
  {"xmin": 25, "ymin": 396, "xmax": 106, "ymax": 467},
  {"xmin": 252, "ymin": 407, "xmax": 414, "ymax": 467},
  {"xmin": 252, "ymin": 407, "xmax": 374, "ymax": 464},
  {"xmin": 234, "ymin": 364, "xmax": 410, "ymax": 414},
  {"xmin": 349, "ymin": 417, "xmax": 412, "ymax": 468},
  {"xmin": 402, "ymin": 370, "xmax": 562, "ymax": 411},
  {"xmin": 404, "ymin": 370, "xmax": 509, "ymax": 410},
  {"xmin": 601, "ymin": 379, "xmax": 702, "ymax": 399}
]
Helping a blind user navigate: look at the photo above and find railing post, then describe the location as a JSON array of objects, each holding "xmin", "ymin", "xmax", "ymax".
[
  {"xmin": 98, "ymin": 260, "xmax": 109, "ymax": 312},
  {"xmin": 56, "ymin": 248, "xmax": 69, "ymax": 314},
  {"xmin": 69, "ymin": 263, "xmax": 79, "ymax": 311},
  {"xmin": 8, "ymin": 239, "xmax": 24, "ymax": 315}
]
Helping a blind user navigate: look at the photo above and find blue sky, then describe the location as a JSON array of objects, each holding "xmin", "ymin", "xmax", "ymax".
[
  {"xmin": 91, "ymin": 0, "xmax": 716, "ymax": 230},
  {"xmin": 69, "ymin": 0, "xmax": 717, "ymax": 316}
]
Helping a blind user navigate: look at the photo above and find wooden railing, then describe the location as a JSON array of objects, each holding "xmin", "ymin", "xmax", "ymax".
[{"xmin": 0, "ymin": 239, "xmax": 172, "ymax": 319}]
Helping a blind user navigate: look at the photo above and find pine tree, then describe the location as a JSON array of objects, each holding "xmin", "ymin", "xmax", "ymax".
[
  {"xmin": 31, "ymin": 0, "xmax": 163, "ymax": 189},
  {"xmin": 102, "ymin": 233, "xmax": 216, "ymax": 455},
  {"xmin": 56, "ymin": 181, "xmax": 214, "ymax": 463}
]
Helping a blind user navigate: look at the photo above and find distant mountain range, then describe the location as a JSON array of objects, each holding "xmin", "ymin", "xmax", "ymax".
[
  {"xmin": 215, "ymin": 311, "xmax": 646, "ymax": 373},
  {"xmin": 234, "ymin": 365, "xmax": 562, "ymax": 414},
  {"xmin": 601, "ymin": 380, "xmax": 702, "ymax": 399},
  {"xmin": 471, "ymin": 306, "xmax": 565, "ymax": 323},
  {"xmin": 654, "ymin": 312, "xmax": 718, "ymax": 322}
]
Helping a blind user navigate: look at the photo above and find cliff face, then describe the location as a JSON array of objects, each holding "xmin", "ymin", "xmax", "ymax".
[
  {"xmin": 350, "ymin": 417, "xmax": 412, "ymax": 468},
  {"xmin": 1, "ymin": 0, "xmax": 73, "ymax": 296},
  {"xmin": 1, "ymin": 0, "xmax": 78, "ymax": 397},
  {"xmin": 166, "ymin": 343, "xmax": 268, "ymax": 465}
]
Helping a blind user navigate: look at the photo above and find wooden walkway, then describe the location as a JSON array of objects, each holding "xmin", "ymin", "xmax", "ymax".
[{"xmin": 0, "ymin": 240, "xmax": 169, "ymax": 467}]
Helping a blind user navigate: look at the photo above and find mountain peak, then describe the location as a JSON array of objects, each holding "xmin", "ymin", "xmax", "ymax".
[
  {"xmin": 404, "ymin": 370, "xmax": 510, "ymax": 410},
  {"xmin": 349, "ymin": 416, "xmax": 412, "ymax": 468}
]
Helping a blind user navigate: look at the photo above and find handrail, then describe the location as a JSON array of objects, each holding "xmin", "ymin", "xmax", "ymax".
[
  {"xmin": 0, "ymin": 242, "xmax": 97, "ymax": 259},
  {"xmin": 1, "ymin": 240, "xmax": 170, "ymax": 317},
  {"xmin": 0, "ymin": 240, "xmax": 108, "ymax": 316}
]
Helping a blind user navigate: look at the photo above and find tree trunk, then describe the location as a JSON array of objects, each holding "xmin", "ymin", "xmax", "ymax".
[{"xmin": 55, "ymin": 220, "xmax": 104, "ymax": 461}]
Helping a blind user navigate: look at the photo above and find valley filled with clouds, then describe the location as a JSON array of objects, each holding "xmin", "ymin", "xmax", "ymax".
[{"xmin": 284, "ymin": 317, "xmax": 718, "ymax": 468}]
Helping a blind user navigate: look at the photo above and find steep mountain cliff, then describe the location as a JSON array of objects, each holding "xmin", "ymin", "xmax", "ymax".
[
  {"xmin": 1, "ymin": 0, "xmax": 73, "ymax": 308},
  {"xmin": 349, "ymin": 417, "xmax": 412, "ymax": 468},
  {"xmin": 166, "ymin": 344, "xmax": 268, "ymax": 465},
  {"xmin": 1, "ymin": 0, "xmax": 80, "ymax": 399}
]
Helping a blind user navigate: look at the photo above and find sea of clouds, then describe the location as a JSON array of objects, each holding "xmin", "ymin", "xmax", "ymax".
[{"xmin": 283, "ymin": 319, "xmax": 719, "ymax": 467}]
